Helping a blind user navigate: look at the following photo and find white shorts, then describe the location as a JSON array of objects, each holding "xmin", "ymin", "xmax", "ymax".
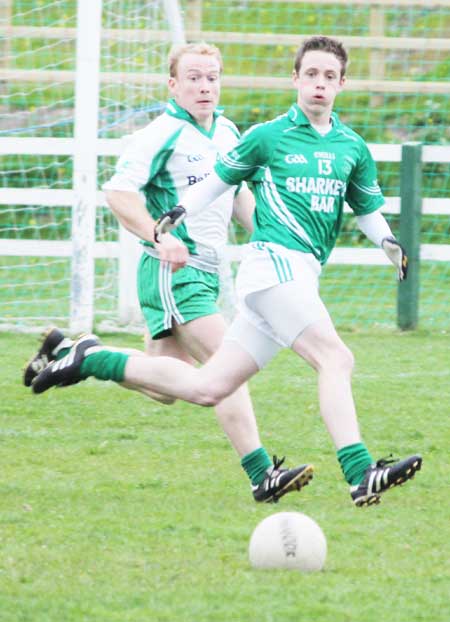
[{"xmin": 224, "ymin": 242, "xmax": 329, "ymax": 368}]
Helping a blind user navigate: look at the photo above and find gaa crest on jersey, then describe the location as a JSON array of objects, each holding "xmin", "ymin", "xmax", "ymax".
[
  {"xmin": 285, "ymin": 153, "xmax": 308, "ymax": 164},
  {"xmin": 187, "ymin": 153, "xmax": 205, "ymax": 163}
]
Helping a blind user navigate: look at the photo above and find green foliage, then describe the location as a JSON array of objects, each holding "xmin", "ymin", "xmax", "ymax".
[
  {"xmin": 5, "ymin": 1, "xmax": 450, "ymax": 141},
  {"xmin": 11, "ymin": 0, "xmax": 77, "ymax": 27},
  {"xmin": 2, "ymin": 253, "xmax": 449, "ymax": 331},
  {"xmin": 0, "ymin": 330, "xmax": 449, "ymax": 621},
  {"xmin": 0, "ymin": 156, "xmax": 72, "ymax": 195}
]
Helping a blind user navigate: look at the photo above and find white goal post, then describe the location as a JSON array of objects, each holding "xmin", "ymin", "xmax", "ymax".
[
  {"xmin": 70, "ymin": 0, "xmax": 102, "ymax": 334},
  {"xmin": 14, "ymin": 0, "xmax": 185, "ymax": 334},
  {"xmin": 68, "ymin": 0, "xmax": 185, "ymax": 333}
]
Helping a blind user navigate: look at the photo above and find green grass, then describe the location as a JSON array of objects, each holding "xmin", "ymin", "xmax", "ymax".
[{"xmin": 0, "ymin": 329, "xmax": 449, "ymax": 622}]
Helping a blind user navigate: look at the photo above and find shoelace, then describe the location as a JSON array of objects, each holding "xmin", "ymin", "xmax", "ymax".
[
  {"xmin": 375, "ymin": 454, "xmax": 397, "ymax": 468},
  {"xmin": 272, "ymin": 455, "xmax": 286, "ymax": 472}
]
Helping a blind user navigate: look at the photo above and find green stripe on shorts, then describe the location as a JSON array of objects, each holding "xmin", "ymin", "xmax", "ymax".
[
  {"xmin": 267, "ymin": 247, "xmax": 293, "ymax": 283},
  {"xmin": 137, "ymin": 254, "xmax": 220, "ymax": 339}
]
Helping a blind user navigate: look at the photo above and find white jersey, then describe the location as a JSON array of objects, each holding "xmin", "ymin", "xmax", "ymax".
[{"xmin": 103, "ymin": 99, "xmax": 243, "ymax": 272}]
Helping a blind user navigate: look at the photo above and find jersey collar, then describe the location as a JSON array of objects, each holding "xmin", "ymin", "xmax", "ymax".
[
  {"xmin": 287, "ymin": 103, "xmax": 340, "ymax": 129},
  {"xmin": 165, "ymin": 98, "xmax": 223, "ymax": 138}
]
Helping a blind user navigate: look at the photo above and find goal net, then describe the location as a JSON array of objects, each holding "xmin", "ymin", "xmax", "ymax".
[
  {"xmin": 0, "ymin": 0, "xmax": 185, "ymax": 333},
  {"xmin": 1, "ymin": 0, "xmax": 449, "ymax": 333}
]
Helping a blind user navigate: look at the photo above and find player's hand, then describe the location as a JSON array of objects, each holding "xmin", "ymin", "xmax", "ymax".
[
  {"xmin": 154, "ymin": 233, "xmax": 188, "ymax": 272},
  {"xmin": 154, "ymin": 205, "xmax": 187, "ymax": 242},
  {"xmin": 381, "ymin": 236, "xmax": 408, "ymax": 281}
]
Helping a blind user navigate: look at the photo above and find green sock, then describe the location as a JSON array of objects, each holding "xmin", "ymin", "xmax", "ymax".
[
  {"xmin": 56, "ymin": 345, "xmax": 128, "ymax": 382},
  {"xmin": 79, "ymin": 350, "xmax": 129, "ymax": 382},
  {"xmin": 337, "ymin": 442, "xmax": 373, "ymax": 485},
  {"xmin": 241, "ymin": 447, "xmax": 272, "ymax": 485}
]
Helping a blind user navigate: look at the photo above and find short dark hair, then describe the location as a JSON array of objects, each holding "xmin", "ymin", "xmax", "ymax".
[{"xmin": 294, "ymin": 36, "xmax": 348, "ymax": 77}]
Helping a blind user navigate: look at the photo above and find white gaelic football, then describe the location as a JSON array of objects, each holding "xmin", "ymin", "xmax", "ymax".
[{"xmin": 249, "ymin": 511, "xmax": 327, "ymax": 572}]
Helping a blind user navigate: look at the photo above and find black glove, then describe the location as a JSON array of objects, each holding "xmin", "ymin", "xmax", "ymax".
[
  {"xmin": 154, "ymin": 206, "xmax": 187, "ymax": 243},
  {"xmin": 381, "ymin": 236, "xmax": 408, "ymax": 281}
]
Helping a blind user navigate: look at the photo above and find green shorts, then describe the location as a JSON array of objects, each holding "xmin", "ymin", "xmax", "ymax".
[{"xmin": 137, "ymin": 253, "xmax": 220, "ymax": 339}]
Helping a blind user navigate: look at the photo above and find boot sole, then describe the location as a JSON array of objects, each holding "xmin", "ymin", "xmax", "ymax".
[{"xmin": 271, "ymin": 464, "xmax": 314, "ymax": 503}]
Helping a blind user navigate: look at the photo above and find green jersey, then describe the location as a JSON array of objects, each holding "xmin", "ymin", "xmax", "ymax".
[{"xmin": 215, "ymin": 104, "xmax": 384, "ymax": 264}]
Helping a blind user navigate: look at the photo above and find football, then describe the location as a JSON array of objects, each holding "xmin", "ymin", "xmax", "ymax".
[{"xmin": 249, "ymin": 511, "xmax": 327, "ymax": 572}]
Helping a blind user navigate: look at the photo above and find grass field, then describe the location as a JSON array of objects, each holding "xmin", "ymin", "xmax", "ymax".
[{"xmin": 1, "ymin": 329, "xmax": 449, "ymax": 622}]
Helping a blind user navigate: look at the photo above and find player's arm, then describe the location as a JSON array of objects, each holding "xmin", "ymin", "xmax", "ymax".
[
  {"xmin": 356, "ymin": 210, "xmax": 408, "ymax": 280},
  {"xmin": 156, "ymin": 123, "xmax": 266, "ymax": 239},
  {"xmin": 154, "ymin": 170, "xmax": 232, "ymax": 240},
  {"xmin": 105, "ymin": 189, "xmax": 155, "ymax": 241},
  {"xmin": 104, "ymin": 129, "xmax": 189, "ymax": 270},
  {"xmin": 232, "ymin": 186, "xmax": 255, "ymax": 233},
  {"xmin": 105, "ymin": 189, "xmax": 188, "ymax": 270},
  {"xmin": 349, "ymin": 141, "xmax": 408, "ymax": 281}
]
